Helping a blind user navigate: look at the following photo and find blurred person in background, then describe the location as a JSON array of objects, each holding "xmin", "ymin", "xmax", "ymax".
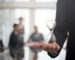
[
  {"xmin": 18, "ymin": 17, "xmax": 25, "ymax": 59},
  {"xmin": 0, "ymin": 39, "xmax": 5, "ymax": 52},
  {"xmin": 18, "ymin": 17, "xmax": 24, "ymax": 34},
  {"xmin": 9, "ymin": 24, "xmax": 25, "ymax": 60},
  {"xmin": 28, "ymin": 26, "xmax": 44, "ymax": 60}
]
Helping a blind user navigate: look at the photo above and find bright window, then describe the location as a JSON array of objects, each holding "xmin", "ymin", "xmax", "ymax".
[
  {"xmin": 15, "ymin": 9, "xmax": 30, "ymax": 41},
  {"xmin": 35, "ymin": 0, "xmax": 57, "ymax": 2},
  {"xmin": 3, "ymin": 0, "xmax": 30, "ymax": 2},
  {"xmin": 35, "ymin": 9, "xmax": 56, "ymax": 41},
  {"xmin": 15, "ymin": 0, "xmax": 30, "ymax": 2}
]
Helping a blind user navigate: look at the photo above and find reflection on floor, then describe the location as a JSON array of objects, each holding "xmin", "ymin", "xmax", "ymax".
[{"xmin": 0, "ymin": 47, "xmax": 66, "ymax": 60}]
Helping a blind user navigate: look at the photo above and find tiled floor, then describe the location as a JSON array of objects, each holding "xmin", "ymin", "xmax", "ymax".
[{"xmin": 0, "ymin": 47, "xmax": 66, "ymax": 60}]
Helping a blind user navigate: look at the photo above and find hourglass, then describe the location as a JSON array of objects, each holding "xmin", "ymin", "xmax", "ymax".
[{"xmin": 46, "ymin": 20, "xmax": 56, "ymax": 43}]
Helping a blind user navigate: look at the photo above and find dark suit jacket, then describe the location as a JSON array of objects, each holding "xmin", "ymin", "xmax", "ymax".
[
  {"xmin": 9, "ymin": 31, "xmax": 19, "ymax": 49},
  {"xmin": 9, "ymin": 31, "xmax": 24, "ymax": 50},
  {"xmin": 48, "ymin": 0, "xmax": 75, "ymax": 60}
]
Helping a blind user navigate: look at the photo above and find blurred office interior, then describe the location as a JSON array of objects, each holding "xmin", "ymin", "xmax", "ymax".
[{"xmin": 0, "ymin": 0, "xmax": 66, "ymax": 60}]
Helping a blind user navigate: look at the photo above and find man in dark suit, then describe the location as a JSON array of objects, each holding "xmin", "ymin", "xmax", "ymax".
[
  {"xmin": 41, "ymin": 0, "xmax": 75, "ymax": 60},
  {"xmin": 9, "ymin": 24, "xmax": 24, "ymax": 60}
]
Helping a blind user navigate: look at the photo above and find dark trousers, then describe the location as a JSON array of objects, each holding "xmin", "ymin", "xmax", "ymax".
[{"xmin": 9, "ymin": 48, "xmax": 24, "ymax": 60}]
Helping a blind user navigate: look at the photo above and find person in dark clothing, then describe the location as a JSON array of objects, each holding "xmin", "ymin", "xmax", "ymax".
[
  {"xmin": 0, "ymin": 39, "xmax": 5, "ymax": 52},
  {"xmin": 9, "ymin": 24, "xmax": 24, "ymax": 60},
  {"xmin": 38, "ymin": 0, "xmax": 75, "ymax": 60}
]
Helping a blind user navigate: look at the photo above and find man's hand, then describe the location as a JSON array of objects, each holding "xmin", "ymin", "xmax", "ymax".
[
  {"xmin": 42, "ymin": 42, "xmax": 60, "ymax": 53},
  {"xmin": 26, "ymin": 40, "xmax": 32, "ymax": 44},
  {"xmin": 31, "ymin": 42, "xmax": 60, "ymax": 53},
  {"xmin": 31, "ymin": 43, "xmax": 42, "ymax": 48}
]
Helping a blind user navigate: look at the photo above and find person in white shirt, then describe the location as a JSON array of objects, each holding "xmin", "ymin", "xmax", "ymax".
[{"xmin": 18, "ymin": 17, "xmax": 24, "ymax": 34}]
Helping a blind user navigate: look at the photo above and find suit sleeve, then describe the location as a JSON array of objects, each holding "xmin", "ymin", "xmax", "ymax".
[
  {"xmin": 48, "ymin": 0, "xmax": 68, "ymax": 58},
  {"xmin": 9, "ymin": 33, "xmax": 13, "ymax": 48},
  {"xmin": 9, "ymin": 32, "xmax": 18, "ymax": 49}
]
